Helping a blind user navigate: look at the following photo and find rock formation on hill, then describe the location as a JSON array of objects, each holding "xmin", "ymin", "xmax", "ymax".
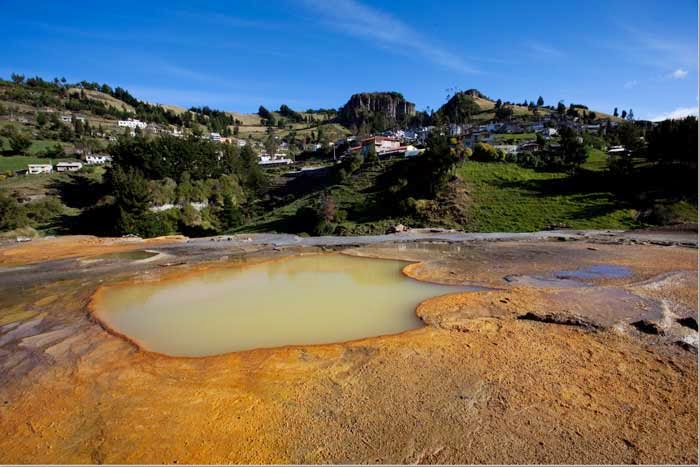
[{"xmin": 338, "ymin": 92, "xmax": 416, "ymax": 129}]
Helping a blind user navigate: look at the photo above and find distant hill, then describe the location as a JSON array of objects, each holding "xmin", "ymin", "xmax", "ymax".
[{"xmin": 436, "ymin": 88, "xmax": 623, "ymax": 124}]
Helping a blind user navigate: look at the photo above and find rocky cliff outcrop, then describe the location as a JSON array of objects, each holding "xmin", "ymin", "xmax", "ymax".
[{"xmin": 338, "ymin": 92, "xmax": 416, "ymax": 129}]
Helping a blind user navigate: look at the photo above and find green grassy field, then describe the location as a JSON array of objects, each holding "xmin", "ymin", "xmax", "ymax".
[
  {"xmin": 457, "ymin": 161, "xmax": 639, "ymax": 232},
  {"xmin": 582, "ymin": 148, "xmax": 608, "ymax": 171}
]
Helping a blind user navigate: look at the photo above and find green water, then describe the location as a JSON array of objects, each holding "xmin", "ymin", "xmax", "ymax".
[{"xmin": 95, "ymin": 254, "xmax": 466, "ymax": 356}]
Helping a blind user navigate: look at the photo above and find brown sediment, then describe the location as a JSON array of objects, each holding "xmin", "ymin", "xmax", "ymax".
[
  {"xmin": 0, "ymin": 234, "xmax": 188, "ymax": 267},
  {"xmin": 0, "ymin": 234, "xmax": 697, "ymax": 464}
]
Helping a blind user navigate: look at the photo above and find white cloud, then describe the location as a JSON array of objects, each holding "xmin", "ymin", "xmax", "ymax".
[
  {"xmin": 669, "ymin": 68, "xmax": 688, "ymax": 79},
  {"xmin": 650, "ymin": 106, "xmax": 698, "ymax": 122},
  {"xmin": 623, "ymin": 80, "xmax": 638, "ymax": 89},
  {"xmin": 602, "ymin": 26, "xmax": 698, "ymax": 71},
  {"xmin": 298, "ymin": 0, "xmax": 477, "ymax": 74}
]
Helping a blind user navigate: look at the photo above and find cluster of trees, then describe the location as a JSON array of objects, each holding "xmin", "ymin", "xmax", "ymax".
[
  {"xmin": 612, "ymin": 108, "xmax": 635, "ymax": 120},
  {"xmin": 0, "ymin": 190, "xmax": 65, "ymax": 232},
  {"xmin": 189, "ymin": 106, "xmax": 238, "ymax": 134},
  {"xmin": 73, "ymin": 135, "xmax": 269, "ymax": 237},
  {"xmin": 646, "ymin": 116, "xmax": 697, "ymax": 167},
  {"xmin": 437, "ymin": 92, "xmax": 481, "ymax": 124},
  {"xmin": 0, "ymin": 125, "xmax": 32, "ymax": 154},
  {"xmin": 278, "ymin": 104, "xmax": 304, "ymax": 123}
]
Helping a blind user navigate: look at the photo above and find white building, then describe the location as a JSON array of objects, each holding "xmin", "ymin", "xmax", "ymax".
[
  {"xmin": 56, "ymin": 161, "xmax": 83, "ymax": 172},
  {"xmin": 448, "ymin": 124, "xmax": 463, "ymax": 137},
  {"xmin": 85, "ymin": 154, "xmax": 113, "ymax": 164},
  {"xmin": 361, "ymin": 136, "xmax": 401, "ymax": 155},
  {"xmin": 27, "ymin": 164, "xmax": 52, "ymax": 174},
  {"xmin": 209, "ymin": 132, "xmax": 221, "ymax": 142},
  {"xmin": 117, "ymin": 118, "xmax": 147, "ymax": 129},
  {"xmin": 61, "ymin": 115, "xmax": 72, "ymax": 123},
  {"xmin": 607, "ymin": 145, "xmax": 628, "ymax": 156},
  {"xmin": 258, "ymin": 155, "xmax": 293, "ymax": 166},
  {"xmin": 493, "ymin": 144, "xmax": 519, "ymax": 155}
]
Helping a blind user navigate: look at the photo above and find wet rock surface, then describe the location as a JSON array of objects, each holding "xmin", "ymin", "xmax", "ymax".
[{"xmin": 0, "ymin": 231, "xmax": 696, "ymax": 464}]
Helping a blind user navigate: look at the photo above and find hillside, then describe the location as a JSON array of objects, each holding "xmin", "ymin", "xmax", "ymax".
[
  {"xmin": 436, "ymin": 88, "xmax": 624, "ymax": 124},
  {"xmin": 67, "ymin": 87, "xmax": 135, "ymax": 113}
]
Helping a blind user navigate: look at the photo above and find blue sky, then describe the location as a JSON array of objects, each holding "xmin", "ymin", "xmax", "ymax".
[{"xmin": 1, "ymin": 0, "xmax": 697, "ymax": 120}]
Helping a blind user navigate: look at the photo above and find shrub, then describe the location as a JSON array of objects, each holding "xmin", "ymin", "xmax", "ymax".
[
  {"xmin": 471, "ymin": 142, "xmax": 501, "ymax": 162},
  {"xmin": 0, "ymin": 191, "xmax": 28, "ymax": 231}
]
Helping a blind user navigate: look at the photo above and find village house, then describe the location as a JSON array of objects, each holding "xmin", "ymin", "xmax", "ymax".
[
  {"xmin": 56, "ymin": 161, "xmax": 83, "ymax": 172},
  {"xmin": 464, "ymin": 130, "xmax": 492, "ymax": 148},
  {"xmin": 539, "ymin": 127, "xmax": 558, "ymax": 137},
  {"xmin": 258, "ymin": 154, "xmax": 293, "ymax": 166},
  {"xmin": 493, "ymin": 144, "xmax": 518, "ymax": 155},
  {"xmin": 85, "ymin": 154, "xmax": 113, "ymax": 164},
  {"xmin": 607, "ymin": 145, "xmax": 629, "ymax": 156},
  {"xmin": 209, "ymin": 132, "xmax": 221, "ymax": 142},
  {"xmin": 27, "ymin": 164, "xmax": 52, "ymax": 175},
  {"xmin": 448, "ymin": 124, "xmax": 464, "ymax": 137},
  {"xmin": 117, "ymin": 118, "xmax": 147, "ymax": 129},
  {"xmin": 361, "ymin": 136, "xmax": 401, "ymax": 155},
  {"xmin": 60, "ymin": 115, "xmax": 72, "ymax": 123},
  {"xmin": 518, "ymin": 141, "xmax": 541, "ymax": 153}
]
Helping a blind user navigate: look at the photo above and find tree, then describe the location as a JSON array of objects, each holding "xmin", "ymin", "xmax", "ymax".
[
  {"xmin": 319, "ymin": 192, "xmax": 337, "ymax": 223},
  {"xmin": 219, "ymin": 195, "xmax": 242, "ymax": 230},
  {"xmin": 264, "ymin": 134, "xmax": 278, "ymax": 157},
  {"xmin": 494, "ymin": 105, "xmax": 513, "ymax": 120},
  {"xmin": 613, "ymin": 107, "xmax": 619, "ymax": 117},
  {"xmin": 646, "ymin": 116, "xmax": 698, "ymax": 167},
  {"xmin": 364, "ymin": 144, "xmax": 379, "ymax": 166},
  {"xmin": 10, "ymin": 73, "xmax": 25, "ymax": 84},
  {"xmin": 556, "ymin": 101, "xmax": 566, "ymax": 114},
  {"xmin": 36, "ymin": 112, "xmax": 47, "ymax": 127},
  {"xmin": 537, "ymin": 96, "xmax": 544, "ymax": 107},
  {"xmin": 621, "ymin": 110, "xmax": 627, "ymax": 119},
  {"xmin": 557, "ymin": 127, "xmax": 587, "ymax": 172},
  {"xmin": 109, "ymin": 166, "xmax": 150, "ymax": 214},
  {"xmin": 471, "ymin": 142, "xmax": 501, "ymax": 162},
  {"xmin": 258, "ymin": 105, "xmax": 273, "ymax": 124},
  {"xmin": 627, "ymin": 109, "xmax": 634, "ymax": 120},
  {"xmin": 0, "ymin": 191, "xmax": 27, "ymax": 231},
  {"xmin": 1, "ymin": 125, "xmax": 32, "ymax": 154}
]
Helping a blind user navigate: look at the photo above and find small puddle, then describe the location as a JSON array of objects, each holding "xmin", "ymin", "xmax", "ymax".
[
  {"xmin": 554, "ymin": 264, "xmax": 632, "ymax": 280},
  {"xmin": 505, "ymin": 264, "xmax": 633, "ymax": 288},
  {"xmin": 94, "ymin": 254, "xmax": 472, "ymax": 356}
]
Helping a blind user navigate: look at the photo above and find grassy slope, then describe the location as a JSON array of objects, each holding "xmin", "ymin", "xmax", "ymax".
[
  {"xmin": 458, "ymin": 162, "xmax": 638, "ymax": 232},
  {"xmin": 66, "ymin": 88, "xmax": 135, "ymax": 113},
  {"xmin": 237, "ymin": 161, "xmax": 407, "ymax": 235},
  {"xmin": 240, "ymin": 149, "xmax": 650, "ymax": 235}
]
